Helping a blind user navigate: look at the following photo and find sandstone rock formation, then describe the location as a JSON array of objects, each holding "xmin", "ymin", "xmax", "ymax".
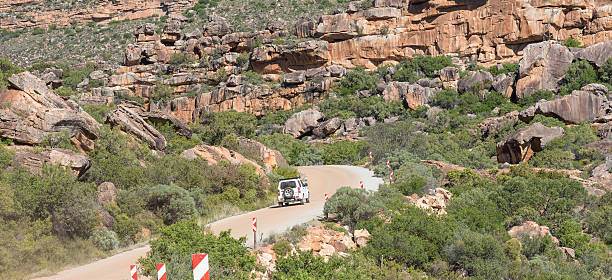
[
  {"xmin": 0, "ymin": 72, "xmax": 100, "ymax": 151},
  {"xmin": 407, "ymin": 188, "xmax": 453, "ymax": 215},
  {"xmin": 382, "ymin": 82, "xmax": 438, "ymax": 110},
  {"xmin": 516, "ymin": 41, "xmax": 574, "ymax": 98},
  {"xmin": 575, "ymin": 41, "xmax": 612, "ymax": 67},
  {"xmin": 9, "ymin": 146, "xmax": 91, "ymax": 176},
  {"xmin": 520, "ymin": 84, "xmax": 610, "ymax": 124},
  {"xmin": 97, "ymin": 182, "xmax": 117, "ymax": 207},
  {"xmin": 180, "ymin": 144, "xmax": 266, "ymax": 176},
  {"xmin": 237, "ymin": 137, "xmax": 287, "ymax": 173},
  {"xmin": 458, "ymin": 70, "xmax": 494, "ymax": 94},
  {"xmin": 295, "ymin": 225, "xmax": 357, "ymax": 257},
  {"xmin": 0, "ymin": 0, "xmax": 194, "ymax": 30},
  {"xmin": 283, "ymin": 108, "xmax": 326, "ymax": 138},
  {"xmin": 106, "ymin": 104, "xmax": 167, "ymax": 150},
  {"xmin": 508, "ymin": 221, "xmax": 559, "ymax": 244},
  {"xmin": 497, "ymin": 122, "xmax": 564, "ymax": 164},
  {"xmin": 478, "ymin": 111, "xmax": 520, "ymax": 138}
]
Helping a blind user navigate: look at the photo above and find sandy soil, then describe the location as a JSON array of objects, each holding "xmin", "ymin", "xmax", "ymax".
[{"xmin": 31, "ymin": 165, "xmax": 381, "ymax": 280}]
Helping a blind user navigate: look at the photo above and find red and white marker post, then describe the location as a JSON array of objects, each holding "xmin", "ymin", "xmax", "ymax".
[
  {"xmin": 369, "ymin": 152, "xmax": 373, "ymax": 160},
  {"xmin": 130, "ymin": 264, "xmax": 138, "ymax": 280},
  {"xmin": 192, "ymin": 254, "xmax": 210, "ymax": 280},
  {"xmin": 252, "ymin": 217, "xmax": 257, "ymax": 249},
  {"xmin": 360, "ymin": 181, "xmax": 364, "ymax": 189},
  {"xmin": 389, "ymin": 171, "xmax": 394, "ymax": 183},
  {"xmin": 157, "ymin": 263, "xmax": 167, "ymax": 280},
  {"xmin": 386, "ymin": 160, "xmax": 391, "ymax": 169},
  {"xmin": 324, "ymin": 193, "xmax": 329, "ymax": 200}
]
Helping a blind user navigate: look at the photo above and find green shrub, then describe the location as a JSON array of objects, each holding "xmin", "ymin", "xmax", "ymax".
[
  {"xmin": 488, "ymin": 63, "xmax": 519, "ymax": 76},
  {"xmin": 150, "ymin": 82, "xmax": 174, "ymax": 103},
  {"xmin": 517, "ymin": 89, "xmax": 554, "ymax": 108},
  {"xmin": 559, "ymin": 60, "xmax": 599, "ymax": 95},
  {"xmin": 148, "ymin": 184, "xmax": 198, "ymax": 225},
  {"xmin": 168, "ymin": 53, "xmax": 196, "ymax": 65},
  {"xmin": 393, "ymin": 55, "xmax": 455, "ymax": 82},
  {"xmin": 0, "ymin": 58, "xmax": 24, "ymax": 92},
  {"xmin": 197, "ymin": 110, "xmax": 257, "ymax": 145},
  {"xmin": 598, "ymin": 58, "xmax": 612, "ymax": 84},
  {"xmin": 90, "ymin": 229, "xmax": 120, "ymax": 252},
  {"xmin": 323, "ymin": 187, "xmax": 383, "ymax": 232},
  {"xmin": 82, "ymin": 104, "xmax": 115, "ymax": 123},
  {"xmin": 530, "ymin": 149, "xmax": 574, "ymax": 169},
  {"xmin": 391, "ymin": 175, "xmax": 426, "ymax": 196},
  {"xmin": 113, "ymin": 214, "xmax": 141, "ymax": 242},
  {"xmin": 256, "ymin": 134, "xmax": 323, "ymax": 166},
  {"xmin": 272, "ymin": 240, "xmax": 292, "ymax": 257},
  {"xmin": 139, "ymin": 220, "xmax": 255, "ymax": 279},
  {"xmin": 319, "ymin": 95, "xmax": 404, "ymax": 120},
  {"xmin": 445, "ymin": 229, "xmax": 509, "ymax": 278},
  {"xmin": 563, "ymin": 38, "xmax": 583, "ymax": 48},
  {"xmin": 241, "ymin": 70, "xmax": 265, "ymax": 85},
  {"xmin": 332, "ymin": 67, "xmax": 378, "ymax": 96},
  {"xmin": 60, "ymin": 61, "xmax": 97, "ymax": 91},
  {"xmin": 321, "ymin": 140, "xmax": 366, "ymax": 165},
  {"xmin": 584, "ymin": 192, "xmax": 612, "ymax": 244}
]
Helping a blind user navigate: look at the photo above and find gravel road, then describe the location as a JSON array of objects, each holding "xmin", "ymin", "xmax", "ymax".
[{"xmin": 31, "ymin": 165, "xmax": 381, "ymax": 280}]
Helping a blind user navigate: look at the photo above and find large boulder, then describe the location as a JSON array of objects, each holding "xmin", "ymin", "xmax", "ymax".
[
  {"xmin": 520, "ymin": 84, "xmax": 610, "ymax": 124},
  {"xmin": 382, "ymin": 82, "xmax": 436, "ymax": 110},
  {"xmin": 106, "ymin": 105, "xmax": 167, "ymax": 150},
  {"xmin": 508, "ymin": 221, "xmax": 559, "ymax": 244},
  {"xmin": 496, "ymin": 122, "xmax": 564, "ymax": 164},
  {"xmin": 575, "ymin": 41, "xmax": 612, "ymax": 67},
  {"xmin": 516, "ymin": 41, "xmax": 574, "ymax": 98},
  {"xmin": 283, "ymin": 108, "xmax": 326, "ymax": 138},
  {"xmin": 10, "ymin": 146, "xmax": 91, "ymax": 177},
  {"xmin": 458, "ymin": 70, "xmax": 493, "ymax": 93},
  {"xmin": 123, "ymin": 101, "xmax": 192, "ymax": 138},
  {"xmin": 204, "ymin": 16, "xmax": 232, "ymax": 37},
  {"xmin": 312, "ymin": 118, "xmax": 343, "ymax": 138},
  {"xmin": 97, "ymin": 182, "xmax": 117, "ymax": 207},
  {"xmin": 0, "ymin": 72, "xmax": 100, "ymax": 151},
  {"xmin": 237, "ymin": 137, "xmax": 287, "ymax": 173},
  {"xmin": 180, "ymin": 144, "xmax": 266, "ymax": 176},
  {"xmin": 492, "ymin": 73, "xmax": 515, "ymax": 98}
]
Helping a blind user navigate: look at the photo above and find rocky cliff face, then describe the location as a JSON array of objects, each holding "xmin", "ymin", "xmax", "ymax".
[
  {"xmin": 74, "ymin": 0, "xmax": 612, "ymax": 124},
  {"xmin": 0, "ymin": 0, "xmax": 195, "ymax": 30}
]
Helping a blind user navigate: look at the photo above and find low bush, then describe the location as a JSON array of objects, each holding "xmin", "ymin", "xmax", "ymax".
[
  {"xmin": 90, "ymin": 229, "xmax": 120, "ymax": 252},
  {"xmin": 393, "ymin": 55, "xmax": 455, "ymax": 82}
]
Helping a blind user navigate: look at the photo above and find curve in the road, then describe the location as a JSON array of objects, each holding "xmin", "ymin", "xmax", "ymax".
[{"xmin": 31, "ymin": 165, "xmax": 381, "ymax": 280}]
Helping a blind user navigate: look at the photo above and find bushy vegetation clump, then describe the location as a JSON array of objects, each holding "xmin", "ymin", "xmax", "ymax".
[{"xmin": 0, "ymin": 58, "xmax": 24, "ymax": 92}]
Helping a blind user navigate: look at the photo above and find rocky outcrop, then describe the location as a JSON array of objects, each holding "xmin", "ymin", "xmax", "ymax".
[
  {"xmin": 295, "ymin": 225, "xmax": 357, "ymax": 256},
  {"xmin": 121, "ymin": 101, "xmax": 192, "ymax": 138},
  {"xmin": 0, "ymin": 72, "xmax": 99, "ymax": 151},
  {"xmin": 97, "ymin": 182, "xmax": 117, "ymax": 207},
  {"xmin": 508, "ymin": 221, "xmax": 559, "ymax": 244},
  {"xmin": 575, "ymin": 41, "xmax": 612, "ymax": 67},
  {"xmin": 312, "ymin": 118, "xmax": 343, "ymax": 138},
  {"xmin": 497, "ymin": 122, "xmax": 564, "ymax": 164},
  {"xmin": 516, "ymin": 41, "xmax": 575, "ymax": 98},
  {"xmin": 9, "ymin": 146, "xmax": 91, "ymax": 176},
  {"xmin": 382, "ymin": 82, "xmax": 437, "ymax": 110},
  {"xmin": 478, "ymin": 111, "xmax": 520, "ymax": 138},
  {"xmin": 283, "ymin": 108, "xmax": 326, "ymax": 138},
  {"xmin": 0, "ymin": 0, "xmax": 194, "ymax": 30},
  {"xmin": 237, "ymin": 137, "xmax": 287, "ymax": 173},
  {"xmin": 180, "ymin": 144, "xmax": 266, "ymax": 176},
  {"xmin": 520, "ymin": 84, "xmax": 610, "ymax": 124},
  {"xmin": 407, "ymin": 188, "xmax": 452, "ymax": 215},
  {"xmin": 458, "ymin": 70, "xmax": 494, "ymax": 94},
  {"xmin": 105, "ymin": 104, "xmax": 167, "ymax": 150}
]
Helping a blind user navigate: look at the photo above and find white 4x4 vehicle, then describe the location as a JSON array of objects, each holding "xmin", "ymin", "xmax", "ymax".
[{"xmin": 277, "ymin": 177, "xmax": 310, "ymax": 206}]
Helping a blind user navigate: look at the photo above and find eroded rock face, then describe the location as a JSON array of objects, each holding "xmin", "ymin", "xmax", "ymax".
[
  {"xmin": 575, "ymin": 41, "xmax": 612, "ymax": 67},
  {"xmin": 97, "ymin": 182, "xmax": 117, "ymax": 207},
  {"xmin": 497, "ymin": 122, "xmax": 564, "ymax": 164},
  {"xmin": 312, "ymin": 118, "xmax": 343, "ymax": 138},
  {"xmin": 10, "ymin": 146, "xmax": 91, "ymax": 177},
  {"xmin": 180, "ymin": 144, "xmax": 266, "ymax": 176},
  {"xmin": 237, "ymin": 137, "xmax": 287, "ymax": 173},
  {"xmin": 0, "ymin": 72, "xmax": 100, "ymax": 151},
  {"xmin": 520, "ymin": 84, "xmax": 610, "ymax": 124},
  {"xmin": 516, "ymin": 41, "xmax": 574, "ymax": 98},
  {"xmin": 382, "ymin": 82, "xmax": 437, "ymax": 110},
  {"xmin": 458, "ymin": 70, "xmax": 494, "ymax": 93},
  {"xmin": 106, "ymin": 104, "xmax": 167, "ymax": 151},
  {"xmin": 283, "ymin": 108, "xmax": 326, "ymax": 138},
  {"xmin": 508, "ymin": 221, "xmax": 559, "ymax": 244}
]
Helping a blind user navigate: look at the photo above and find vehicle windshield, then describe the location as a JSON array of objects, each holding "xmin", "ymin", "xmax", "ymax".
[{"xmin": 280, "ymin": 180, "xmax": 297, "ymax": 189}]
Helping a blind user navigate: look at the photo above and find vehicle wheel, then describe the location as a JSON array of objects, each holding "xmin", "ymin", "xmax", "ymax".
[
  {"xmin": 300, "ymin": 199, "xmax": 305, "ymax": 205},
  {"xmin": 278, "ymin": 202, "xmax": 283, "ymax": 207},
  {"xmin": 306, "ymin": 197, "xmax": 310, "ymax": 203}
]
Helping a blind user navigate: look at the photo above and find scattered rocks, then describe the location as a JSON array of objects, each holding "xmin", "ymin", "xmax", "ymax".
[
  {"xmin": 283, "ymin": 108, "xmax": 326, "ymax": 138},
  {"xmin": 407, "ymin": 188, "xmax": 452, "ymax": 215},
  {"xmin": 496, "ymin": 122, "xmax": 564, "ymax": 164},
  {"xmin": 353, "ymin": 229, "xmax": 371, "ymax": 248}
]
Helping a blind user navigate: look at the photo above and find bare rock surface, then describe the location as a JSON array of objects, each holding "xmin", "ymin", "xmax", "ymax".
[
  {"xmin": 97, "ymin": 182, "xmax": 117, "ymax": 207},
  {"xmin": 237, "ymin": 137, "xmax": 287, "ymax": 173},
  {"xmin": 283, "ymin": 108, "xmax": 326, "ymax": 138},
  {"xmin": 508, "ymin": 221, "xmax": 559, "ymax": 244},
  {"xmin": 516, "ymin": 41, "xmax": 574, "ymax": 98},
  {"xmin": 0, "ymin": 72, "xmax": 99, "ymax": 151},
  {"xmin": 497, "ymin": 122, "xmax": 564, "ymax": 164},
  {"xmin": 575, "ymin": 41, "xmax": 612, "ymax": 67},
  {"xmin": 180, "ymin": 144, "xmax": 266, "ymax": 176},
  {"xmin": 106, "ymin": 104, "xmax": 167, "ymax": 150},
  {"xmin": 9, "ymin": 146, "xmax": 91, "ymax": 176}
]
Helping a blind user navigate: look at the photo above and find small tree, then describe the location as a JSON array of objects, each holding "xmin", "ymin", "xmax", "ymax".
[{"xmin": 323, "ymin": 187, "xmax": 383, "ymax": 233}]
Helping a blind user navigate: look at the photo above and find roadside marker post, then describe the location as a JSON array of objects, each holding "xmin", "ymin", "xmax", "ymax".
[
  {"xmin": 386, "ymin": 160, "xmax": 390, "ymax": 169},
  {"xmin": 192, "ymin": 254, "xmax": 210, "ymax": 280},
  {"xmin": 157, "ymin": 263, "xmax": 167, "ymax": 280},
  {"xmin": 130, "ymin": 264, "xmax": 138, "ymax": 280},
  {"xmin": 324, "ymin": 193, "xmax": 328, "ymax": 200},
  {"xmin": 389, "ymin": 171, "xmax": 394, "ymax": 183},
  {"xmin": 252, "ymin": 217, "xmax": 257, "ymax": 249},
  {"xmin": 360, "ymin": 181, "xmax": 364, "ymax": 189},
  {"xmin": 369, "ymin": 152, "xmax": 373, "ymax": 160}
]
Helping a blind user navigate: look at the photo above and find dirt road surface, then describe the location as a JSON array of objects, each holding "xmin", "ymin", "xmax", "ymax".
[{"xmin": 31, "ymin": 165, "xmax": 381, "ymax": 280}]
